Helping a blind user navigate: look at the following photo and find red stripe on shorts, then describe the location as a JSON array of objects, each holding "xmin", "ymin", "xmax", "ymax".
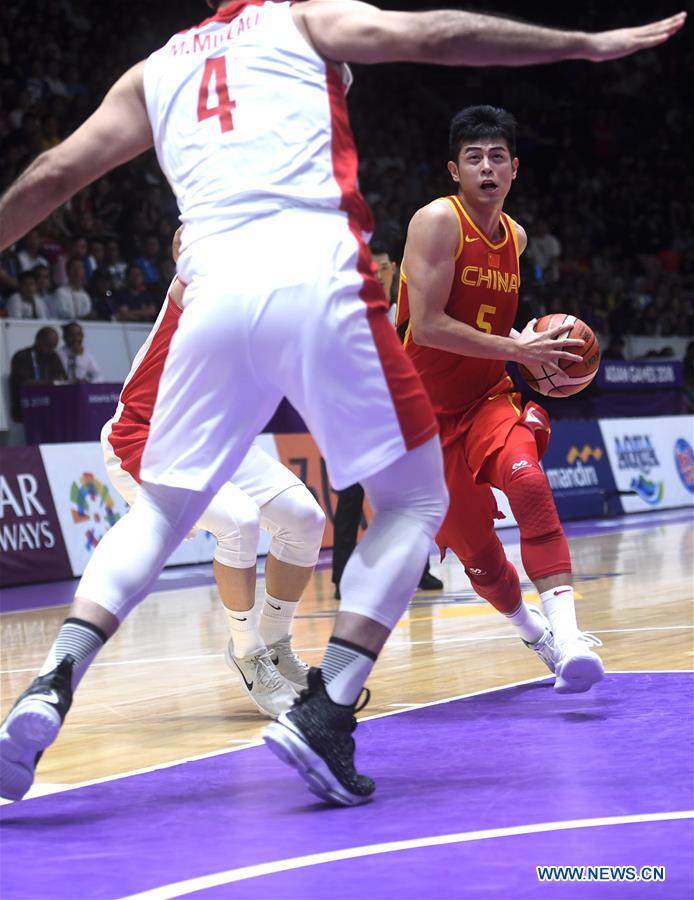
[{"xmin": 326, "ymin": 67, "xmax": 438, "ymax": 451}]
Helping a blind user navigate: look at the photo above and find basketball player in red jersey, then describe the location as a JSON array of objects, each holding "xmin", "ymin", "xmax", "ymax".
[
  {"xmin": 397, "ymin": 106, "xmax": 603, "ymax": 692},
  {"xmin": 0, "ymin": 2, "xmax": 684, "ymax": 807}
]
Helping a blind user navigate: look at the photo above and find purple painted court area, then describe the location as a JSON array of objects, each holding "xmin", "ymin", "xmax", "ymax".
[{"xmin": 1, "ymin": 673, "xmax": 692, "ymax": 900}]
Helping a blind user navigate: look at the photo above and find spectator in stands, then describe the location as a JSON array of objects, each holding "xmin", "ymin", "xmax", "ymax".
[
  {"xmin": 6, "ymin": 270, "xmax": 50, "ymax": 319},
  {"xmin": 53, "ymin": 257, "xmax": 93, "ymax": 319},
  {"xmin": 115, "ymin": 264, "xmax": 157, "ymax": 322},
  {"xmin": 104, "ymin": 238, "xmax": 128, "ymax": 289},
  {"xmin": 33, "ymin": 264, "xmax": 55, "ymax": 316},
  {"xmin": 527, "ymin": 220, "xmax": 561, "ymax": 282},
  {"xmin": 90, "ymin": 268, "xmax": 118, "ymax": 321},
  {"xmin": 133, "ymin": 233, "xmax": 162, "ymax": 287},
  {"xmin": 603, "ymin": 336, "xmax": 626, "ymax": 359},
  {"xmin": 85, "ymin": 238, "xmax": 105, "ymax": 285},
  {"xmin": 58, "ymin": 321, "xmax": 102, "ymax": 383},
  {"xmin": 16, "ymin": 230, "xmax": 49, "ymax": 272},
  {"xmin": 0, "ymin": 249, "xmax": 19, "ymax": 303},
  {"xmin": 9, "ymin": 326, "xmax": 66, "ymax": 422}
]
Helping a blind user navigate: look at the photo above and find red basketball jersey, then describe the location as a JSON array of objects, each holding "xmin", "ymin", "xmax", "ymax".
[{"xmin": 396, "ymin": 195, "xmax": 521, "ymax": 417}]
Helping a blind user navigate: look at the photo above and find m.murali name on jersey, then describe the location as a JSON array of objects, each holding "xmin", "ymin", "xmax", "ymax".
[
  {"xmin": 170, "ymin": 11, "xmax": 262, "ymax": 57},
  {"xmin": 461, "ymin": 266, "xmax": 519, "ymax": 293}
]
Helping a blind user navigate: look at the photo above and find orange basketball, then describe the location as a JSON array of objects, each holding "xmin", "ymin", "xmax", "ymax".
[{"xmin": 518, "ymin": 314, "xmax": 601, "ymax": 397}]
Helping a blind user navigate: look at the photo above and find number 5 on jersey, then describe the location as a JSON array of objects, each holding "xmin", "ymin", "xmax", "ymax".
[
  {"xmin": 197, "ymin": 56, "xmax": 236, "ymax": 133},
  {"xmin": 476, "ymin": 304, "xmax": 497, "ymax": 333}
]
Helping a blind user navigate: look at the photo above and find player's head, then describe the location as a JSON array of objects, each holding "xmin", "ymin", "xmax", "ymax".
[
  {"xmin": 447, "ymin": 105, "xmax": 518, "ymax": 205},
  {"xmin": 370, "ymin": 237, "xmax": 397, "ymax": 301},
  {"xmin": 62, "ymin": 321, "xmax": 84, "ymax": 353}
]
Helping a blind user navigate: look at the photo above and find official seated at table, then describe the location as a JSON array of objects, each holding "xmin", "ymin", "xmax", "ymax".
[
  {"xmin": 57, "ymin": 321, "xmax": 103, "ymax": 383},
  {"xmin": 10, "ymin": 326, "xmax": 67, "ymax": 421}
]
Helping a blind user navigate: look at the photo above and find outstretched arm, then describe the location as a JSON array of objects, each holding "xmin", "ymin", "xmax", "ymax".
[
  {"xmin": 296, "ymin": 2, "xmax": 685, "ymax": 66},
  {"xmin": 0, "ymin": 62, "xmax": 153, "ymax": 251}
]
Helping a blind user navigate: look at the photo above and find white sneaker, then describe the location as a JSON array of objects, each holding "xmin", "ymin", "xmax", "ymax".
[
  {"xmin": 267, "ymin": 635, "xmax": 309, "ymax": 692},
  {"xmin": 224, "ymin": 642, "xmax": 297, "ymax": 719},
  {"xmin": 523, "ymin": 605, "xmax": 559, "ymax": 674},
  {"xmin": 554, "ymin": 633, "xmax": 605, "ymax": 694}
]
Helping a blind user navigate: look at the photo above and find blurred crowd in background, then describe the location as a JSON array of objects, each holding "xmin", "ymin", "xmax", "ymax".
[{"xmin": 1, "ymin": 0, "xmax": 692, "ymax": 345}]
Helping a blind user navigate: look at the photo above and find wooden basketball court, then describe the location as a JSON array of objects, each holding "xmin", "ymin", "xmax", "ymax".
[{"xmin": 1, "ymin": 508, "xmax": 691, "ymax": 791}]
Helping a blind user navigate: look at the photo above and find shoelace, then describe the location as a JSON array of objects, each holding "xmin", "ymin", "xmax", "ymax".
[
  {"xmin": 252, "ymin": 652, "xmax": 287, "ymax": 690},
  {"xmin": 273, "ymin": 637, "xmax": 309, "ymax": 671}
]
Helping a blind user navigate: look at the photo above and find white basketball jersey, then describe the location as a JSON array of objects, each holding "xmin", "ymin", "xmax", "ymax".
[{"xmin": 143, "ymin": 0, "xmax": 372, "ymax": 248}]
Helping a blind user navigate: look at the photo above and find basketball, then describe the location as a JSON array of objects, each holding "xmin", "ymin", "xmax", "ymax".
[{"xmin": 518, "ymin": 314, "xmax": 601, "ymax": 397}]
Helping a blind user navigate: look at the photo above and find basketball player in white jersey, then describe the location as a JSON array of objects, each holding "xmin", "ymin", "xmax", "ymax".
[
  {"xmin": 0, "ymin": 1, "xmax": 685, "ymax": 807},
  {"xmin": 100, "ymin": 230, "xmax": 325, "ymax": 717}
]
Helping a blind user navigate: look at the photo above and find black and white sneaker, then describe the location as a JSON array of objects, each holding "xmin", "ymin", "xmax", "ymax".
[
  {"xmin": 0, "ymin": 656, "xmax": 74, "ymax": 801},
  {"xmin": 263, "ymin": 667, "xmax": 374, "ymax": 807}
]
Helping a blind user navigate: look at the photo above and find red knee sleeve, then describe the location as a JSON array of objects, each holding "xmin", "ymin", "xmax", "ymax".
[
  {"xmin": 464, "ymin": 539, "xmax": 521, "ymax": 615},
  {"xmin": 503, "ymin": 463, "xmax": 572, "ymax": 581}
]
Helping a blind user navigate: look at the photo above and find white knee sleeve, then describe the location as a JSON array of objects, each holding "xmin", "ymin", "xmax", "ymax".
[
  {"xmin": 260, "ymin": 484, "xmax": 326, "ymax": 568},
  {"xmin": 338, "ymin": 436, "xmax": 448, "ymax": 630},
  {"xmin": 195, "ymin": 481, "xmax": 261, "ymax": 569},
  {"xmin": 77, "ymin": 482, "xmax": 213, "ymax": 622}
]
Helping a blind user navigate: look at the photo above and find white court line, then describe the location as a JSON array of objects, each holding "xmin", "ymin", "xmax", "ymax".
[
  {"xmin": 1, "ymin": 675, "xmax": 549, "ymax": 804},
  {"xmin": 2, "ymin": 669, "xmax": 690, "ymax": 804},
  {"xmin": 118, "ymin": 810, "xmax": 694, "ymax": 900},
  {"xmin": 3, "ymin": 624, "xmax": 693, "ymax": 676}
]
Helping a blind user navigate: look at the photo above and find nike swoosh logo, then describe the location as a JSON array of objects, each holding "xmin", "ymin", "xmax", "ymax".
[
  {"xmin": 465, "ymin": 236, "xmax": 479, "ymax": 243},
  {"xmin": 267, "ymin": 602, "xmax": 281, "ymax": 611},
  {"xmin": 39, "ymin": 690, "xmax": 60, "ymax": 704},
  {"xmin": 231, "ymin": 658, "xmax": 254, "ymax": 692},
  {"xmin": 231, "ymin": 616, "xmax": 247, "ymax": 622},
  {"xmin": 553, "ymin": 589, "xmax": 572, "ymax": 596}
]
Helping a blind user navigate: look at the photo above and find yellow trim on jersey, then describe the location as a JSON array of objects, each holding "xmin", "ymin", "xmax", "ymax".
[
  {"xmin": 395, "ymin": 271, "xmax": 407, "ymax": 327},
  {"xmin": 505, "ymin": 213, "xmax": 521, "ymax": 265},
  {"xmin": 507, "ymin": 392, "xmax": 523, "ymax": 417},
  {"xmin": 403, "ymin": 322, "xmax": 413, "ymax": 347},
  {"xmin": 443, "ymin": 197, "xmax": 464, "ymax": 260},
  {"xmin": 451, "ymin": 196, "xmax": 509, "ymax": 251}
]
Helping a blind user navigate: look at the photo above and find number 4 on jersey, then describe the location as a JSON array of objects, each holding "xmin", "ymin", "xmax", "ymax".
[{"xmin": 197, "ymin": 56, "xmax": 236, "ymax": 133}]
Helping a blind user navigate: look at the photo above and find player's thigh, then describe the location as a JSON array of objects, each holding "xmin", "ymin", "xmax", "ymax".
[
  {"xmin": 287, "ymin": 300, "xmax": 436, "ymax": 491},
  {"xmin": 102, "ymin": 434, "xmax": 139, "ymax": 505},
  {"xmin": 140, "ymin": 279, "xmax": 282, "ymax": 494},
  {"xmin": 195, "ymin": 480, "xmax": 260, "ymax": 543},
  {"xmin": 439, "ymin": 441, "xmax": 499, "ymax": 560},
  {"xmin": 232, "ymin": 442, "xmax": 303, "ymax": 508}
]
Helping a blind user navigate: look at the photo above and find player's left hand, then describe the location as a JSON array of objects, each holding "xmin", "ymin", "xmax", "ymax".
[{"xmin": 584, "ymin": 12, "xmax": 686, "ymax": 62}]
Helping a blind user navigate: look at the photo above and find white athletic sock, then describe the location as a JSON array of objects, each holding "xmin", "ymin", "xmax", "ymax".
[
  {"xmin": 505, "ymin": 602, "xmax": 545, "ymax": 643},
  {"xmin": 225, "ymin": 599, "xmax": 264, "ymax": 658},
  {"xmin": 259, "ymin": 593, "xmax": 298, "ymax": 645},
  {"xmin": 38, "ymin": 617, "xmax": 108, "ymax": 691},
  {"xmin": 540, "ymin": 585, "xmax": 580, "ymax": 645},
  {"xmin": 321, "ymin": 638, "xmax": 376, "ymax": 706}
]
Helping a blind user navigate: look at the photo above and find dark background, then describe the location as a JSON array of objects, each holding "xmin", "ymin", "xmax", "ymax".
[{"xmin": 1, "ymin": 0, "xmax": 692, "ymax": 343}]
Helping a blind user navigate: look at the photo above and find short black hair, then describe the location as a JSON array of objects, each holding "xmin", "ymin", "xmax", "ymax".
[
  {"xmin": 449, "ymin": 105, "xmax": 517, "ymax": 161},
  {"xmin": 18, "ymin": 270, "xmax": 37, "ymax": 285},
  {"xmin": 62, "ymin": 321, "xmax": 82, "ymax": 340}
]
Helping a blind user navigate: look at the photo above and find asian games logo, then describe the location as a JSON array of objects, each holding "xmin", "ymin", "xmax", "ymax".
[
  {"xmin": 674, "ymin": 438, "xmax": 694, "ymax": 494},
  {"xmin": 614, "ymin": 434, "xmax": 664, "ymax": 506},
  {"xmin": 70, "ymin": 473, "xmax": 121, "ymax": 550}
]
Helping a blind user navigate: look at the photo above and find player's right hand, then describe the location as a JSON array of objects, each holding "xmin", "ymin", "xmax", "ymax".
[
  {"xmin": 514, "ymin": 319, "xmax": 584, "ymax": 373},
  {"xmin": 584, "ymin": 12, "xmax": 686, "ymax": 62}
]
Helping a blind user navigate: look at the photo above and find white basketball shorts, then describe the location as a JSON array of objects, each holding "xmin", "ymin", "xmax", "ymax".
[{"xmin": 140, "ymin": 209, "xmax": 437, "ymax": 493}]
